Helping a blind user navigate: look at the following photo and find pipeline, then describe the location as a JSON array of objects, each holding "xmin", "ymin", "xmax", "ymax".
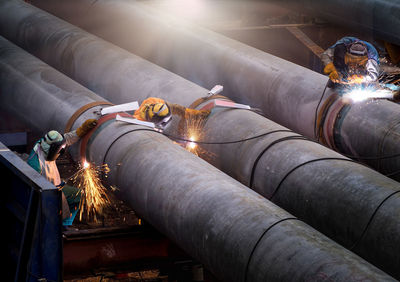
[
  {"xmin": 28, "ymin": 0, "xmax": 400, "ymax": 181},
  {"xmin": 2, "ymin": 0, "xmax": 400, "ymax": 277},
  {"xmin": 2, "ymin": 36, "xmax": 395, "ymax": 282}
]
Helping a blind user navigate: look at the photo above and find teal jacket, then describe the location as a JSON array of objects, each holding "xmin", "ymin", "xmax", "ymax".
[{"xmin": 27, "ymin": 141, "xmax": 42, "ymax": 174}]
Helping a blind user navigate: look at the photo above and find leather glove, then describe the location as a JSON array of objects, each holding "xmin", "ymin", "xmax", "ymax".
[
  {"xmin": 324, "ymin": 62, "xmax": 339, "ymax": 81},
  {"xmin": 76, "ymin": 119, "xmax": 97, "ymax": 137}
]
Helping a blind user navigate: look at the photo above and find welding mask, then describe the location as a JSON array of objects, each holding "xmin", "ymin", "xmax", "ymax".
[
  {"xmin": 42, "ymin": 130, "xmax": 67, "ymax": 161},
  {"xmin": 146, "ymin": 103, "xmax": 172, "ymax": 126},
  {"xmin": 345, "ymin": 42, "xmax": 368, "ymax": 75}
]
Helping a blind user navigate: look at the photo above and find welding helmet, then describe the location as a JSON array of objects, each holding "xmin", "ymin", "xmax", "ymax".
[
  {"xmin": 146, "ymin": 103, "xmax": 172, "ymax": 126},
  {"xmin": 41, "ymin": 130, "xmax": 67, "ymax": 161},
  {"xmin": 345, "ymin": 42, "xmax": 368, "ymax": 71}
]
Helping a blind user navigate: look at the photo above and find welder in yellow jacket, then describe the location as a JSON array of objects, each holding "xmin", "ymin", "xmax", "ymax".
[{"xmin": 133, "ymin": 97, "xmax": 210, "ymax": 128}]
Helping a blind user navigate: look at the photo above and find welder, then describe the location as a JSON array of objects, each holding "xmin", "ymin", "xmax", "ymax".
[
  {"xmin": 133, "ymin": 97, "xmax": 210, "ymax": 128},
  {"xmin": 321, "ymin": 37, "xmax": 380, "ymax": 87},
  {"xmin": 27, "ymin": 119, "xmax": 97, "ymax": 227}
]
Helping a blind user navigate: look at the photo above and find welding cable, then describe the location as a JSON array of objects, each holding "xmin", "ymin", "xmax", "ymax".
[
  {"xmin": 101, "ymin": 128, "xmax": 162, "ymax": 167},
  {"xmin": 162, "ymin": 129, "xmax": 294, "ymax": 145},
  {"xmin": 243, "ymin": 217, "xmax": 299, "ymax": 282},
  {"xmin": 313, "ymin": 80, "xmax": 330, "ymax": 140}
]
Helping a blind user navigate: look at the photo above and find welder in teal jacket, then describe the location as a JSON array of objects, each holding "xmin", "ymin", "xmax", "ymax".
[{"xmin": 27, "ymin": 119, "xmax": 97, "ymax": 226}]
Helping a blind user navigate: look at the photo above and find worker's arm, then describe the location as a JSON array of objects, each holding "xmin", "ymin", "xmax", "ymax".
[
  {"xmin": 168, "ymin": 103, "xmax": 210, "ymax": 119},
  {"xmin": 321, "ymin": 47, "xmax": 334, "ymax": 66},
  {"xmin": 65, "ymin": 119, "xmax": 98, "ymax": 146},
  {"xmin": 364, "ymin": 59, "xmax": 380, "ymax": 82},
  {"xmin": 168, "ymin": 103, "xmax": 186, "ymax": 118}
]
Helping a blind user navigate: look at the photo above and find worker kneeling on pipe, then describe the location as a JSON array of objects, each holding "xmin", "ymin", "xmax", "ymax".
[
  {"xmin": 322, "ymin": 37, "xmax": 380, "ymax": 87},
  {"xmin": 27, "ymin": 119, "xmax": 97, "ymax": 227},
  {"xmin": 133, "ymin": 97, "xmax": 210, "ymax": 128}
]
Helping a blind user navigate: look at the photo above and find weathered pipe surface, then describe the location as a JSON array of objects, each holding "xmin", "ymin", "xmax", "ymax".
[
  {"xmin": 268, "ymin": 0, "xmax": 400, "ymax": 47},
  {"xmin": 3, "ymin": 0, "xmax": 400, "ymax": 277},
  {"xmin": 28, "ymin": 0, "xmax": 400, "ymax": 181},
  {"xmin": 2, "ymin": 36, "xmax": 394, "ymax": 282}
]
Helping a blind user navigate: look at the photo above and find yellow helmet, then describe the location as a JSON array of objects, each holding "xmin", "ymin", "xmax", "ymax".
[{"xmin": 146, "ymin": 103, "xmax": 171, "ymax": 124}]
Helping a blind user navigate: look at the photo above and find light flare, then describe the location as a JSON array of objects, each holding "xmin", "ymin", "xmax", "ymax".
[
  {"xmin": 188, "ymin": 136, "xmax": 197, "ymax": 150},
  {"xmin": 343, "ymin": 86, "xmax": 394, "ymax": 103},
  {"xmin": 178, "ymin": 114, "xmax": 213, "ymax": 161},
  {"xmin": 70, "ymin": 161, "xmax": 112, "ymax": 222}
]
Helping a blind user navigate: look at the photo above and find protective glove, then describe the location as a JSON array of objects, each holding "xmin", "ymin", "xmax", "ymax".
[
  {"xmin": 324, "ymin": 62, "xmax": 339, "ymax": 81},
  {"xmin": 76, "ymin": 119, "xmax": 97, "ymax": 137}
]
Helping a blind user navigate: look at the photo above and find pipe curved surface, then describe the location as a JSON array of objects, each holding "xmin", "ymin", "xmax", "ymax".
[
  {"xmin": 2, "ymin": 0, "xmax": 400, "ymax": 277},
  {"xmin": 2, "ymin": 35, "xmax": 395, "ymax": 282},
  {"xmin": 27, "ymin": 0, "xmax": 400, "ymax": 182}
]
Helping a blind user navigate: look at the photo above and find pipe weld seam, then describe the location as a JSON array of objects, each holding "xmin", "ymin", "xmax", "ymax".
[
  {"xmin": 349, "ymin": 190, "xmax": 400, "ymax": 251},
  {"xmin": 269, "ymin": 157, "xmax": 357, "ymax": 200},
  {"xmin": 249, "ymin": 135, "xmax": 307, "ymax": 188},
  {"xmin": 243, "ymin": 217, "xmax": 299, "ymax": 282}
]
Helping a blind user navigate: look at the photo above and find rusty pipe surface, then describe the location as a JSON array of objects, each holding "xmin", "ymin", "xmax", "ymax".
[
  {"xmin": 1, "ymin": 35, "xmax": 394, "ymax": 282},
  {"xmin": 28, "ymin": 0, "xmax": 400, "ymax": 181},
  {"xmin": 3, "ymin": 0, "xmax": 400, "ymax": 277}
]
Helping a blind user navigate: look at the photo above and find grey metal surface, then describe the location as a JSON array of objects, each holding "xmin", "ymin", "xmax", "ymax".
[
  {"xmin": 28, "ymin": 0, "xmax": 400, "ymax": 182},
  {"xmin": 3, "ymin": 0, "xmax": 400, "ymax": 277},
  {"xmin": 1, "ymin": 35, "xmax": 392, "ymax": 282}
]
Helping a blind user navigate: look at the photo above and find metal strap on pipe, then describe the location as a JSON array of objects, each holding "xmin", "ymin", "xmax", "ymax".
[
  {"xmin": 189, "ymin": 94, "xmax": 232, "ymax": 109},
  {"xmin": 64, "ymin": 101, "xmax": 113, "ymax": 133},
  {"xmin": 79, "ymin": 112, "xmax": 130, "ymax": 162}
]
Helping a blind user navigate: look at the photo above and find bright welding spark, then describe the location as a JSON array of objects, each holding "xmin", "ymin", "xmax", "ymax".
[
  {"xmin": 70, "ymin": 162, "xmax": 112, "ymax": 222},
  {"xmin": 188, "ymin": 136, "xmax": 197, "ymax": 150},
  {"xmin": 180, "ymin": 114, "xmax": 215, "ymax": 162},
  {"xmin": 343, "ymin": 87, "xmax": 394, "ymax": 103},
  {"xmin": 83, "ymin": 161, "xmax": 90, "ymax": 168}
]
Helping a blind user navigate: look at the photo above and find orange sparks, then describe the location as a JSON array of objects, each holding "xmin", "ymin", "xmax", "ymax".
[{"xmin": 70, "ymin": 161, "xmax": 112, "ymax": 222}]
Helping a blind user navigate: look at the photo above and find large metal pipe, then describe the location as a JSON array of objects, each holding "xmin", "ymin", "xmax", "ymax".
[
  {"xmin": 3, "ymin": 0, "xmax": 400, "ymax": 277},
  {"xmin": 29, "ymin": 0, "xmax": 400, "ymax": 181},
  {"xmin": 2, "ymin": 36, "xmax": 394, "ymax": 282}
]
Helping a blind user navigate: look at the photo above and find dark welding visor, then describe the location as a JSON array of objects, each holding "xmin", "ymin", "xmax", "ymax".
[
  {"xmin": 46, "ymin": 137, "xmax": 67, "ymax": 161},
  {"xmin": 155, "ymin": 114, "xmax": 172, "ymax": 130}
]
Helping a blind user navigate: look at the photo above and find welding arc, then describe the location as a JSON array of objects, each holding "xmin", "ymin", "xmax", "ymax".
[{"xmin": 313, "ymin": 82, "xmax": 400, "ymax": 163}]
